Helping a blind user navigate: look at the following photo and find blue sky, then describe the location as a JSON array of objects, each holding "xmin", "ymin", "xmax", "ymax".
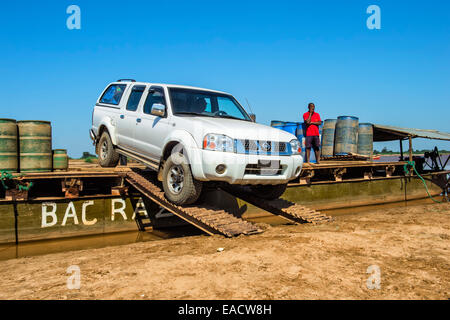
[{"xmin": 0, "ymin": 0, "xmax": 449, "ymax": 157}]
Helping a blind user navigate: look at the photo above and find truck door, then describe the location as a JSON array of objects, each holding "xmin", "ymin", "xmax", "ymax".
[
  {"xmin": 134, "ymin": 86, "xmax": 170, "ymax": 161},
  {"xmin": 116, "ymin": 85, "xmax": 146, "ymax": 152}
]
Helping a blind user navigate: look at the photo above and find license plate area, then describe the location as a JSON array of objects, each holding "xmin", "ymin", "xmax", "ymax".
[
  {"xmin": 245, "ymin": 161, "xmax": 282, "ymax": 176},
  {"xmin": 258, "ymin": 160, "xmax": 280, "ymax": 168}
]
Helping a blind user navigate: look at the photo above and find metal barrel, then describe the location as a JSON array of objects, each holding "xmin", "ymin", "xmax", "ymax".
[
  {"xmin": 357, "ymin": 123, "xmax": 373, "ymax": 158},
  {"xmin": 334, "ymin": 116, "xmax": 359, "ymax": 155},
  {"xmin": 270, "ymin": 120, "xmax": 286, "ymax": 128},
  {"xmin": 18, "ymin": 121, "xmax": 52, "ymax": 173},
  {"xmin": 53, "ymin": 149, "xmax": 68, "ymax": 171},
  {"xmin": 296, "ymin": 122, "xmax": 305, "ymax": 137},
  {"xmin": 281, "ymin": 122, "xmax": 298, "ymax": 136},
  {"xmin": 0, "ymin": 119, "xmax": 18, "ymax": 173},
  {"xmin": 321, "ymin": 119, "xmax": 337, "ymax": 157},
  {"xmin": 296, "ymin": 123, "xmax": 305, "ymax": 158}
]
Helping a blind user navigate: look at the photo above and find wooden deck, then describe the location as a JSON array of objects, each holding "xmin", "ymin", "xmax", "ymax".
[
  {"xmin": 302, "ymin": 160, "xmax": 407, "ymax": 169},
  {"xmin": 5, "ymin": 159, "xmax": 411, "ymax": 187},
  {"xmin": 1, "ymin": 159, "xmax": 415, "ymax": 201},
  {"xmin": 15, "ymin": 159, "xmax": 407, "ymax": 179}
]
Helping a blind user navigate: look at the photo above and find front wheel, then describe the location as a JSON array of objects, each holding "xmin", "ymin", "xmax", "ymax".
[
  {"xmin": 162, "ymin": 152, "xmax": 203, "ymax": 205},
  {"xmin": 250, "ymin": 184, "xmax": 287, "ymax": 200}
]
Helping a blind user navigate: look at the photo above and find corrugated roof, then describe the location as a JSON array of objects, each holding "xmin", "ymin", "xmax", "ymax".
[{"xmin": 373, "ymin": 124, "xmax": 450, "ymax": 142}]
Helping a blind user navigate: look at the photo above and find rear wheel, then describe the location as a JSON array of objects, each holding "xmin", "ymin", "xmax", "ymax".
[
  {"xmin": 250, "ymin": 184, "xmax": 287, "ymax": 200},
  {"xmin": 162, "ymin": 152, "xmax": 202, "ymax": 205},
  {"xmin": 97, "ymin": 132, "xmax": 120, "ymax": 167}
]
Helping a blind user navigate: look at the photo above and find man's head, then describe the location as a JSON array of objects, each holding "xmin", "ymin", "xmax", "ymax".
[{"xmin": 308, "ymin": 102, "xmax": 315, "ymax": 113}]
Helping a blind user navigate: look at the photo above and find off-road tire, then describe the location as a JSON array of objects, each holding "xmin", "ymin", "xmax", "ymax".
[
  {"xmin": 250, "ymin": 184, "xmax": 288, "ymax": 200},
  {"xmin": 162, "ymin": 152, "xmax": 203, "ymax": 205},
  {"xmin": 97, "ymin": 132, "xmax": 120, "ymax": 168}
]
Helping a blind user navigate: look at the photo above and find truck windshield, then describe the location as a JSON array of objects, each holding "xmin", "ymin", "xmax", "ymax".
[{"xmin": 169, "ymin": 88, "xmax": 251, "ymax": 121}]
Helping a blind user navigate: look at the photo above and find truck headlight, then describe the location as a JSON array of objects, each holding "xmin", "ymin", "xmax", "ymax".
[
  {"xmin": 290, "ymin": 139, "xmax": 302, "ymax": 155},
  {"xmin": 203, "ymin": 134, "xmax": 235, "ymax": 152}
]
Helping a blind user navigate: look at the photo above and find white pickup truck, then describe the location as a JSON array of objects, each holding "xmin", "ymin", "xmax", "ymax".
[{"xmin": 90, "ymin": 80, "xmax": 303, "ymax": 205}]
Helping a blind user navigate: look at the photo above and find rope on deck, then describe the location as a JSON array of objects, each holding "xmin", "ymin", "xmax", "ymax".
[
  {"xmin": 0, "ymin": 170, "xmax": 33, "ymax": 191},
  {"xmin": 403, "ymin": 161, "xmax": 442, "ymax": 204}
]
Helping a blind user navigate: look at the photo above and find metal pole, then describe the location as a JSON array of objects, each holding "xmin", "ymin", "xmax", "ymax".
[
  {"xmin": 409, "ymin": 136, "xmax": 413, "ymax": 162},
  {"xmin": 400, "ymin": 139, "xmax": 404, "ymax": 161},
  {"xmin": 408, "ymin": 136, "xmax": 414, "ymax": 176}
]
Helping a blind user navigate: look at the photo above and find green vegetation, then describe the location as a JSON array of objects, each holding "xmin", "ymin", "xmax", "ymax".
[
  {"xmin": 80, "ymin": 151, "xmax": 97, "ymax": 163},
  {"xmin": 374, "ymin": 148, "xmax": 450, "ymax": 155}
]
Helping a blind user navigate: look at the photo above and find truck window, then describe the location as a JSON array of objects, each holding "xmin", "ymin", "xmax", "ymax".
[
  {"xmin": 216, "ymin": 96, "xmax": 246, "ymax": 119},
  {"xmin": 126, "ymin": 86, "xmax": 145, "ymax": 111},
  {"xmin": 100, "ymin": 84, "xmax": 127, "ymax": 105},
  {"xmin": 143, "ymin": 87, "xmax": 166, "ymax": 114},
  {"xmin": 169, "ymin": 88, "xmax": 251, "ymax": 121}
]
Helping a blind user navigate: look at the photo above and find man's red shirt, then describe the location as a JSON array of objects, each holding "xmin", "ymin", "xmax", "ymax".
[{"xmin": 303, "ymin": 112, "xmax": 321, "ymax": 136}]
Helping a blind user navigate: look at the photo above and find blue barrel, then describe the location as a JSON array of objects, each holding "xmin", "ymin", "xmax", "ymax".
[
  {"xmin": 270, "ymin": 120, "xmax": 286, "ymax": 128},
  {"xmin": 281, "ymin": 122, "xmax": 298, "ymax": 135},
  {"xmin": 321, "ymin": 119, "xmax": 337, "ymax": 157},
  {"xmin": 357, "ymin": 123, "xmax": 373, "ymax": 158},
  {"xmin": 296, "ymin": 122, "xmax": 304, "ymax": 137},
  {"xmin": 296, "ymin": 123, "xmax": 305, "ymax": 158},
  {"xmin": 334, "ymin": 116, "xmax": 359, "ymax": 155}
]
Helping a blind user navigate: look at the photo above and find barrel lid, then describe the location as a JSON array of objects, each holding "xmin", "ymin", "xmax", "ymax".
[
  {"xmin": 324, "ymin": 119, "xmax": 337, "ymax": 122},
  {"xmin": 0, "ymin": 118, "xmax": 17, "ymax": 123},
  {"xmin": 17, "ymin": 120, "xmax": 51, "ymax": 124},
  {"xmin": 359, "ymin": 122, "xmax": 373, "ymax": 126},
  {"xmin": 337, "ymin": 116, "xmax": 359, "ymax": 120},
  {"xmin": 284, "ymin": 122, "xmax": 298, "ymax": 125},
  {"xmin": 53, "ymin": 149, "xmax": 67, "ymax": 152},
  {"xmin": 270, "ymin": 120, "xmax": 286, "ymax": 126}
]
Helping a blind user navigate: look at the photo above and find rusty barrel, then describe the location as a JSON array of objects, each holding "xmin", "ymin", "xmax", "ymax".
[
  {"xmin": 334, "ymin": 116, "xmax": 359, "ymax": 155},
  {"xmin": 0, "ymin": 119, "xmax": 18, "ymax": 173},
  {"xmin": 53, "ymin": 149, "xmax": 68, "ymax": 171},
  {"xmin": 18, "ymin": 121, "xmax": 52, "ymax": 173},
  {"xmin": 321, "ymin": 119, "xmax": 337, "ymax": 157},
  {"xmin": 357, "ymin": 123, "xmax": 373, "ymax": 158}
]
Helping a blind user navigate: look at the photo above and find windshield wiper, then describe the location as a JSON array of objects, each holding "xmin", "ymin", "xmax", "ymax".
[{"xmin": 213, "ymin": 114, "xmax": 248, "ymax": 121}]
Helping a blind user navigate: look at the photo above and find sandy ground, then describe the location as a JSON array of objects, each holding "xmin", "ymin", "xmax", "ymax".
[{"xmin": 0, "ymin": 203, "xmax": 449, "ymax": 300}]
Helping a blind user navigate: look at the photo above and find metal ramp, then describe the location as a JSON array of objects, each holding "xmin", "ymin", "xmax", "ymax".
[
  {"xmin": 222, "ymin": 186, "xmax": 333, "ymax": 225},
  {"xmin": 125, "ymin": 170, "xmax": 263, "ymax": 237}
]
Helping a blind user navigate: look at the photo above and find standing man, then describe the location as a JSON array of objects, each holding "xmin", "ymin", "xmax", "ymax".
[{"xmin": 303, "ymin": 103, "xmax": 323, "ymax": 164}]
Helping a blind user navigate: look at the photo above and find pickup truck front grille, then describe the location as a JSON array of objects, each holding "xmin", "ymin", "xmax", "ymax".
[{"xmin": 237, "ymin": 140, "xmax": 289, "ymax": 155}]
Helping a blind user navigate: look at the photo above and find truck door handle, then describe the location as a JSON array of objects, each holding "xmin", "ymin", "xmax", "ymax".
[
  {"xmin": 136, "ymin": 118, "xmax": 141, "ymax": 123},
  {"xmin": 120, "ymin": 115, "xmax": 124, "ymax": 119}
]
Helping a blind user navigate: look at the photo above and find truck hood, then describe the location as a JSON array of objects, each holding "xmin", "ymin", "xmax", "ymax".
[{"xmin": 173, "ymin": 116, "xmax": 297, "ymax": 146}]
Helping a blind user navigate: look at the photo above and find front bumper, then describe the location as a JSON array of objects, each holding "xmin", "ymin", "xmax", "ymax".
[{"xmin": 189, "ymin": 149, "xmax": 303, "ymax": 185}]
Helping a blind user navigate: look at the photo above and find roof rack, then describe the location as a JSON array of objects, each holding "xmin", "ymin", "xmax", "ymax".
[{"xmin": 116, "ymin": 79, "xmax": 136, "ymax": 82}]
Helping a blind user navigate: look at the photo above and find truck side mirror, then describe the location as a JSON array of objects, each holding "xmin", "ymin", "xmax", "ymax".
[
  {"xmin": 249, "ymin": 114, "xmax": 256, "ymax": 122},
  {"xmin": 151, "ymin": 103, "xmax": 166, "ymax": 117}
]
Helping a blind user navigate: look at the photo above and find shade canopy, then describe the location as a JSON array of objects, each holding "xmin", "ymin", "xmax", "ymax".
[{"xmin": 373, "ymin": 124, "xmax": 450, "ymax": 142}]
